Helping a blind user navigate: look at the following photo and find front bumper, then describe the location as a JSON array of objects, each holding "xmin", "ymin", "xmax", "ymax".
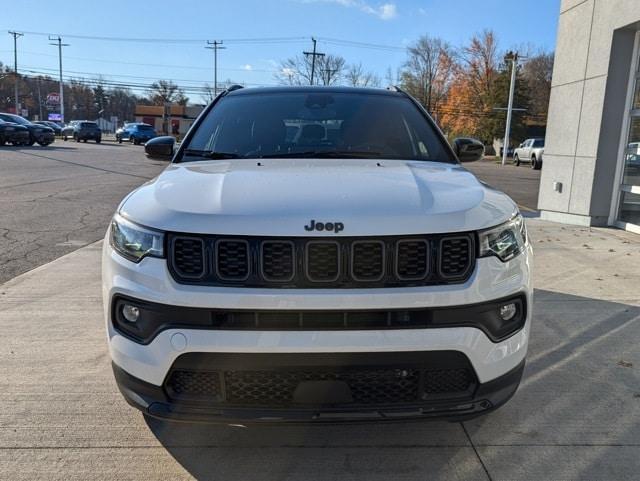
[
  {"xmin": 114, "ymin": 357, "xmax": 525, "ymax": 423},
  {"xmin": 34, "ymin": 131, "xmax": 55, "ymax": 143},
  {"xmin": 4, "ymin": 130, "xmax": 30, "ymax": 144}
]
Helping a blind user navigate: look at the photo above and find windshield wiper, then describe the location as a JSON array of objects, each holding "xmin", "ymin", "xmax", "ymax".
[
  {"xmin": 183, "ymin": 149, "xmax": 243, "ymax": 159},
  {"xmin": 258, "ymin": 150, "xmax": 383, "ymax": 159}
]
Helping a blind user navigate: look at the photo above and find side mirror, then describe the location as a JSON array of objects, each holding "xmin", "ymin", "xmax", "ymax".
[
  {"xmin": 145, "ymin": 136, "xmax": 175, "ymax": 160},
  {"xmin": 453, "ymin": 138, "xmax": 484, "ymax": 163}
]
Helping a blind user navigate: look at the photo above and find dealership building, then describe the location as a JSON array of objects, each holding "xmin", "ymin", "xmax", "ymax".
[{"xmin": 539, "ymin": 0, "xmax": 640, "ymax": 233}]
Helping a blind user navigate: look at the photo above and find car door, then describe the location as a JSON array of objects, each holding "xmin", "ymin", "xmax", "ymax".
[{"xmin": 520, "ymin": 139, "xmax": 531, "ymax": 159}]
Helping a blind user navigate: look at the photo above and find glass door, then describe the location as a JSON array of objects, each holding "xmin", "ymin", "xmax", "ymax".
[{"xmin": 616, "ymin": 33, "xmax": 640, "ymax": 231}]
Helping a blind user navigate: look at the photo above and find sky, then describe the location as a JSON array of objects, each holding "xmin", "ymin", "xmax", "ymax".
[{"xmin": 2, "ymin": 0, "xmax": 561, "ymax": 103}]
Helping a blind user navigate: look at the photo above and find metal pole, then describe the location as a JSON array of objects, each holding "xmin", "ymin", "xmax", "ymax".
[
  {"xmin": 49, "ymin": 36, "xmax": 69, "ymax": 123},
  {"xmin": 8, "ymin": 31, "xmax": 23, "ymax": 114},
  {"xmin": 502, "ymin": 52, "xmax": 518, "ymax": 166},
  {"xmin": 206, "ymin": 41, "xmax": 226, "ymax": 97}
]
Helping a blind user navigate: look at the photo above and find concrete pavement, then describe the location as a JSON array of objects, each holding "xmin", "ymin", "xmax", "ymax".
[{"xmin": 1, "ymin": 219, "xmax": 639, "ymax": 480}]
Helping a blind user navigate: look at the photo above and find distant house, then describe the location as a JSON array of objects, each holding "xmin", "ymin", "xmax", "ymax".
[{"xmin": 133, "ymin": 104, "xmax": 205, "ymax": 137}]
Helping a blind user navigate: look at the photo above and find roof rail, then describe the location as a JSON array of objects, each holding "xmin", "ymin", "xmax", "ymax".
[
  {"xmin": 386, "ymin": 85, "xmax": 403, "ymax": 92},
  {"xmin": 226, "ymin": 84, "xmax": 244, "ymax": 92}
]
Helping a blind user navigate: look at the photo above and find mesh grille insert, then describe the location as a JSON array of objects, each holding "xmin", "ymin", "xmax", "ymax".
[
  {"xmin": 396, "ymin": 240, "xmax": 428, "ymax": 280},
  {"xmin": 164, "ymin": 366, "xmax": 475, "ymax": 406},
  {"xmin": 216, "ymin": 240, "xmax": 250, "ymax": 280},
  {"xmin": 439, "ymin": 237, "xmax": 472, "ymax": 278},
  {"xmin": 351, "ymin": 241, "xmax": 385, "ymax": 281},
  {"xmin": 261, "ymin": 241, "xmax": 295, "ymax": 282},
  {"xmin": 306, "ymin": 242, "xmax": 340, "ymax": 282},
  {"xmin": 172, "ymin": 237, "xmax": 205, "ymax": 278}
]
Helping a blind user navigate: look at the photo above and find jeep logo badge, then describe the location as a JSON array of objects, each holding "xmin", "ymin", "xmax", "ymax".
[{"xmin": 304, "ymin": 220, "xmax": 344, "ymax": 233}]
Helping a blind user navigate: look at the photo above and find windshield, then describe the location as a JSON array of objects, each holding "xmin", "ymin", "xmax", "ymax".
[
  {"xmin": 137, "ymin": 125, "xmax": 155, "ymax": 131},
  {"xmin": 0, "ymin": 114, "xmax": 30, "ymax": 125},
  {"xmin": 182, "ymin": 91, "xmax": 453, "ymax": 163}
]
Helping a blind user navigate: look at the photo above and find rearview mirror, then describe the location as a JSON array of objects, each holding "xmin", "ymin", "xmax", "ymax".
[
  {"xmin": 145, "ymin": 136, "xmax": 175, "ymax": 160},
  {"xmin": 453, "ymin": 138, "xmax": 484, "ymax": 163}
]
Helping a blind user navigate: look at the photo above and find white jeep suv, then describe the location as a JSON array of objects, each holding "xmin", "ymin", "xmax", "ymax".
[{"xmin": 102, "ymin": 86, "xmax": 532, "ymax": 423}]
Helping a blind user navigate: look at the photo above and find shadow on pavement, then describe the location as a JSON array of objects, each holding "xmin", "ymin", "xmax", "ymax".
[{"xmin": 144, "ymin": 288, "xmax": 640, "ymax": 480}]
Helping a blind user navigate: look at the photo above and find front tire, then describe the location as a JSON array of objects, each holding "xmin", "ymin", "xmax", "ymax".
[
  {"xmin": 96, "ymin": 137, "xmax": 101, "ymax": 144},
  {"xmin": 514, "ymin": 154, "xmax": 520, "ymax": 166}
]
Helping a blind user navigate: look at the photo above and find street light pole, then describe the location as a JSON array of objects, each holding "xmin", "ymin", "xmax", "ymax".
[
  {"xmin": 502, "ymin": 52, "xmax": 518, "ymax": 166},
  {"xmin": 8, "ymin": 31, "xmax": 23, "ymax": 114},
  {"xmin": 49, "ymin": 36, "xmax": 69, "ymax": 123}
]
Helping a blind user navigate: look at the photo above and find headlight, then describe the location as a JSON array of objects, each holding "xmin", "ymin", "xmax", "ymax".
[
  {"xmin": 109, "ymin": 213, "xmax": 164, "ymax": 263},
  {"xmin": 478, "ymin": 214, "xmax": 527, "ymax": 262}
]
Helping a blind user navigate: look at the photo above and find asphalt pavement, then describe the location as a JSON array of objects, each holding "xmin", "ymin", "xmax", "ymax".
[{"xmin": 0, "ymin": 141, "xmax": 168, "ymax": 283}]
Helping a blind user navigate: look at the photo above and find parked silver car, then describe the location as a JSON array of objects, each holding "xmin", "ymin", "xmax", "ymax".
[{"xmin": 513, "ymin": 138, "xmax": 544, "ymax": 170}]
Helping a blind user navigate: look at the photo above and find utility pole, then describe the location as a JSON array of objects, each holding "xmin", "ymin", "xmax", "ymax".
[
  {"xmin": 304, "ymin": 37, "xmax": 325, "ymax": 86},
  {"xmin": 8, "ymin": 31, "xmax": 23, "ymax": 114},
  {"xmin": 49, "ymin": 36, "xmax": 69, "ymax": 123},
  {"xmin": 502, "ymin": 51, "xmax": 518, "ymax": 166},
  {"xmin": 205, "ymin": 40, "xmax": 226, "ymax": 96}
]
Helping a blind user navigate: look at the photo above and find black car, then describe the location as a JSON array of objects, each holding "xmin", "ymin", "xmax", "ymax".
[
  {"xmin": 34, "ymin": 120, "xmax": 63, "ymax": 136},
  {"xmin": 0, "ymin": 113, "xmax": 55, "ymax": 146},
  {"xmin": 0, "ymin": 118, "xmax": 30, "ymax": 145},
  {"xmin": 62, "ymin": 121, "xmax": 102, "ymax": 143}
]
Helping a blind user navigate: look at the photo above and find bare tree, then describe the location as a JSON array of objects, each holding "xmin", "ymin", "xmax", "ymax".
[
  {"xmin": 400, "ymin": 35, "xmax": 455, "ymax": 114},
  {"xmin": 147, "ymin": 79, "xmax": 188, "ymax": 106},
  {"xmin": 521, "ymin": 51, "xmax": 554, "ymax": 120},
  {"xmin": 345, "ymin": 63, "xmax": 381, "ymax": 87},
  {"xmin": 275, "ymin": 54, "xmax": 346, "ymax": 86}
]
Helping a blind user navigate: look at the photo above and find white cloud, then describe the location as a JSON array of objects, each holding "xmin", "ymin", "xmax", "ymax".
[
  {"xmin": 300, "ymin": 0, "xmax": 398, "ymax": 20},
  {"xmin": 242, "ymin": 64, "xmax": 253, "ymax": 71}
]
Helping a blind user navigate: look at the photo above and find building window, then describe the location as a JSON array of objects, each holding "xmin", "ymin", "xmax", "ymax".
[{"xmin": 616, "ymin": 32, "xmax": 640, "ymax": 230}]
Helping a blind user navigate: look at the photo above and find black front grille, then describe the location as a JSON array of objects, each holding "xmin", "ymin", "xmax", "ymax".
[
  {"xmin": 164, "ymin": 352, "xmax": 477, "ymax": 408},
  {"xmin": 168, "ymin": 233, "xmax": 475, "ymax": 288}
]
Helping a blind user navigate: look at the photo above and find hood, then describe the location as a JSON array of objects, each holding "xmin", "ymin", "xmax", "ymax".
[{"xmin": 120, "ymin": 159, "xmax": 518, "ymax": 236}]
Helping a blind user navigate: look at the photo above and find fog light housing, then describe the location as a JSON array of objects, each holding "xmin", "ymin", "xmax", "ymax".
[
  {"xmin": 499, "ymin": 303, "xmax": 517, "ymax": 321},
  {"xmin": 122, "ymin": 304, "xmax": 140, "ymax": 323}
]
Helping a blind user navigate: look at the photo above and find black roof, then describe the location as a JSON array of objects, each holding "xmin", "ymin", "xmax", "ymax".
[{"xmin": 226, "ymin": 85, "xmax": 403, "ymax": 97}]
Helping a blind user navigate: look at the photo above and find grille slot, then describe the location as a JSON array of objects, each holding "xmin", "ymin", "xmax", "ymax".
[
  {"xmin": 305, "ymin": 241, "xmax": 341, "ymax": 282},
  {"xmin": 165, "ymin": 366, "xmax": 475, "ymax": 406},
  {"xmin": 351, "ymin": 241, "xmax": 385, "ymax": 281},
  {"xmin": 396, "ymin": 240, "xmax": 428, "ymax": 280},
  {"xmin": 216, "ymin": 240, "xmax": 250, "ymax": 281},
  {"xmin": 439, "ymin": 236, "xmax": 472, "ymax": 279},
  {"xmin": 171, "ymin": 237, "xmax": 205, "ymax": 279},
  {"xmin": 261, "ymin": 241, "xmax": 295, "ymax": 282}
]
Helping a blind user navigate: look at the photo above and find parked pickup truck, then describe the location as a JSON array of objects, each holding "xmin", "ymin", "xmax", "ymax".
[
  {"xmin": 513, "ymin": 138, "xmax": 544, "ymax": 170},
  {"xmin": 103, "ymin": 85, "xmax": 532, "ymax": 423}
]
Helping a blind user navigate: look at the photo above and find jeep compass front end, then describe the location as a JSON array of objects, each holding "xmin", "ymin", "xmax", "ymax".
[{"xmin": 103, "ymin": 86, "xmax": 532, "ymax": 423}]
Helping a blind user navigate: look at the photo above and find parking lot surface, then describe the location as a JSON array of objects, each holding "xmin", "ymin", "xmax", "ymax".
[
  {"xmin": 0, "ymin": 142, "xmax": 167, "ymax": 283},
  {"xmin": 465, "ymin": 158, "xmax": 541, "ymax": 212}
]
